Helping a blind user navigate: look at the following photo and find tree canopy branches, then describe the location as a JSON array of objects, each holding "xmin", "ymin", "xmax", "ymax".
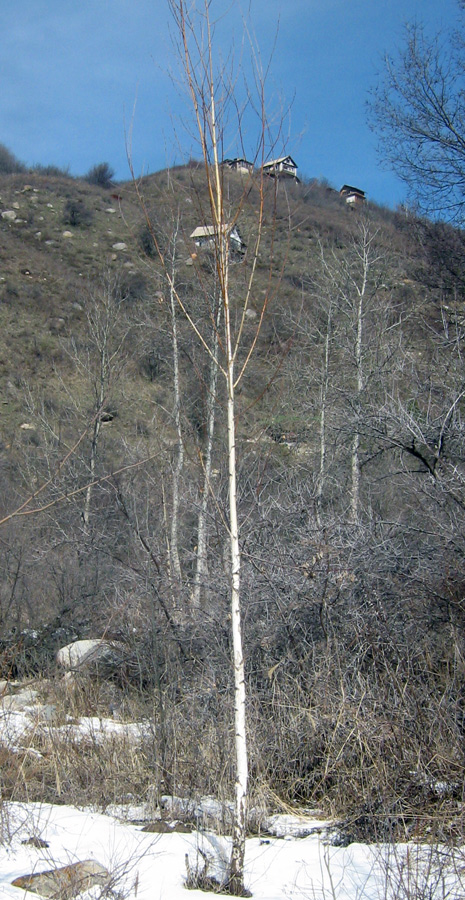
[{"xmin": 369, "ymin": 11, "xmax": 465, "ymax": 221}]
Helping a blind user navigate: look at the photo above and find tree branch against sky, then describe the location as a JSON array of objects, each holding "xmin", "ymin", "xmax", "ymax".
[{"xmin": 369, "ymin": 4, "xmax": 465, "ymax": 220}]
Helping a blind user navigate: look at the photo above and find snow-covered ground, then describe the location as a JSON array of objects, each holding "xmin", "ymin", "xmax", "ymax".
[
  {"xmin": 3, "ymin": 800, "xmax": 464, "ymax": 900},
  {"xmin": 1, "ymin": 688, "xmax": 464, "ymax": 899}
]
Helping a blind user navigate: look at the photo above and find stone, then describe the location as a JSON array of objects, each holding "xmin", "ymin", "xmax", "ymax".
[
  {"xmin": 62, "ymin": 230, "xmax": 73, "ymax": 238},
  {"xmin": 1, "ymin": 688, "xmax": 38, "ymax": 710},
  {"xmin": 21, "ymin": 836, "xmax": 50, "ymax": 848},
  {"xmin": 141, "ymin": 820, "xmax": 192, "ymax": 833},
  {"xmin": 49, "ymin": 317, "xmax": 66, "ymax": 334},
  {"xmin": 1, "ymin": 210, "xmax": 17, "ymax": 221},
  {"xmin": 112, "ymin": 242, "xmax": 127, "ymax": 251},
  {"xmin": 12, "ymin": 860, "xmax": 109, "ymax": 899},
  {"xmin": 57, "ymin": 639, "xmax": 125, "ymax": 675},
  {"xmin": 36, "ymin": 703, "xmax": 58, "ymax": 723}
]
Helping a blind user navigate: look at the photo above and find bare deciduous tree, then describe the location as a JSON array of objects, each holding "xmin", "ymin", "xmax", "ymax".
[
  {"xmin": 131, "ymin": 0, "xmax": 284, "ymax": 890},
  {"xmin": 369, "ymin": 8, "xmax": 465, "ymax": 220}
]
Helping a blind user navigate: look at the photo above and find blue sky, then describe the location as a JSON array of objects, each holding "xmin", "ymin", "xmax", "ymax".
[{"xmin": 0, "ymin": 0, "xmax": 461, "ymax": 208}]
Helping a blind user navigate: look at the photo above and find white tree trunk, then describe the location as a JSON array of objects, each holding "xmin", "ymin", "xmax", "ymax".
[
  {"xmin": 168, "ymin": 222, "xmax": 184, "ymax": 582},
  {"xmin": 350, "ymin": 230, "xmax": 368, "ymax": 524},
  {"xmin": 316, "ymin": 304, "xmax": 332, "ymax": 525},
  {"xmin": 192, "ymin": 298, "xmax": 221, "ymax": 608},
  {"xmin": 224, "ymin": 292, "xmax": 248, "ymax": 893}
]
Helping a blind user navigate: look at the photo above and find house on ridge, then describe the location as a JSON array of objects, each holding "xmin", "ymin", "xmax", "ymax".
[
  {"xmin": 263, "ymin": 156, "xmax": 298, "ymax": 180},
  {"xmin": 340, "ymin": 184, "xmax": 366, "ymax": 205},
  {"xmin": 190, "ymin": 223, "xmax": 246, "ymax": 256},
  {"xmin": 221, "ymin": 158, "xmax": 254, "ymax": 174}
]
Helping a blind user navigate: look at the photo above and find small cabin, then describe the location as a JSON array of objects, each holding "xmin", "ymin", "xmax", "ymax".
[
  {"xmin": 222, "ymin": 158, "xmax": 254, "ymax": 174},
  {"xmin": 340, "ymin": 184, "xmax": 366, "ymax": 205},
  {"xmin": 263, "ymin": 156, "xmax": 298, "ymax": 180},
  {"xmin": 190, "ymin": 224, "xmax": 246, "ymax": 255}
]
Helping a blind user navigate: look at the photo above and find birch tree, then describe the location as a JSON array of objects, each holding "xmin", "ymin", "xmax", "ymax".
[
  {"xmin": 310, "ymin": 218, "xmax": 390, "ymax": 523},
  {"xmin": 134, "ymin": 1, "xmax": 281, "ymax": 890}
]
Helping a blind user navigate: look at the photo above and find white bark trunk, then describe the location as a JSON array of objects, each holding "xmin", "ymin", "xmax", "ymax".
[
  {"xmin": 83, "ymin": 335, "xmax": 106, "ymax": 531},
  {"xmin": 169, "ymin": 224, "xmax": 183, "ymax": 582},
  {"xmin": 350, "ymin": 231, "xmax": 368, "ymax": 524},
  {"xmin": 316, "ymin": 304, "xmax": 332, "ymax": 524},
  {"xmin": 224, "ymin": 294, "xmax": 248, "ymax": 893},
  {"xmin": 192, "ymin": 299, "xmax": 221, "ymax": 608}
]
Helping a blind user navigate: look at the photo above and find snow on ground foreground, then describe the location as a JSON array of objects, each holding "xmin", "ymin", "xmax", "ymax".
[
  {"xmin": 1, "ymin": 802, "xmax": 464, "ymax": 900},
  {"xmin": 1, "ymin": 697, "xmax": 464, "ymax": 899}
]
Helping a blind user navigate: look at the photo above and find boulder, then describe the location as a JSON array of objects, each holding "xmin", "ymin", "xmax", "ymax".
[
  {"xmin": 1, "ymin": 688, "xmax": 39, "ymax": 710},
  {"xmin": 12, "ymin": 860, "xmax": 109, "ymax": 899},
  {"xmin": 57, "ymin": 639, "xmax": 125, "ymax": 676}
]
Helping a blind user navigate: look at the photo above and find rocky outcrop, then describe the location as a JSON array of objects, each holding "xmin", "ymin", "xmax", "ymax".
[
  {"xmin": 12, "ymin": 859, "xmax": 109, "ymax": 898},
  {"xmin": 56, "ymin": 639, "xmax": 125, "ymax": 677}
]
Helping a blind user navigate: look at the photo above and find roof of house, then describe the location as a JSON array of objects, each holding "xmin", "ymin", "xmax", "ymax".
[
  {"xmin": 222, "ymin": 158, "xmax": 253, "ymax": 167},
  {"xmin": 340, "ymin": 184, "xmax": 366, "ymax": 196},
  {"xmin": 190, "ymin": 224, "xmax": 242, "ymax": 240},
  {"xmin": 191, "ymin": 225, "xmax": 224, "ymax": 239},
  {"xmin": 263, "ymin": 156, "xmax": 298, "ymax": 168}
]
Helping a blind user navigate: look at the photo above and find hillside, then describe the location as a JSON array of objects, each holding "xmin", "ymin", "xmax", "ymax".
[{"xmin": 0, "ymin": 164, "xmax": 464, "ymax": 842}]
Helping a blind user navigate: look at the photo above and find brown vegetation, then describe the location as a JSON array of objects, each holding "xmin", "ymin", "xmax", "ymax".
[{"xmin": 0, "ymin": 160, "xmax": 464, "ymax": 844}]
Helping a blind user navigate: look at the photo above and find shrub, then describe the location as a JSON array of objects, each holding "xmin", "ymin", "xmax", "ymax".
[
  {"xmin": 62, "ymin": 199, "xmax": 93, "ymax": 227},
  {"xmin": 139, "ymin": 223, "xmax": 157, "ymax": 258},
  {"xmin": 120, "ymin": 271, "xmax": 150, "ymax": 304},
  {"xmin": 0, "ymin": 143, "xmax": 26, "ymax": 174},
  {"xmin": 32, "ymin": 163, "xmax": 73, "ymax": 178},
  {"xmin": 85, "ymin": 162, "xmax": 115, "ymax": 188}
]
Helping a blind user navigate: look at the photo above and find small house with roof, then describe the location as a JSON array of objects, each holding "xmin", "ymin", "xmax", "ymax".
[
  {"xmin": 221, "ymin": 158, "xmax": 254, "ymax": 174},
  {"xmin": 340, "ymin": 185, "xmax": 366, "ymax": 205},
  {"xmin": 263, "ymin": 156, "xmax": 298, "ymax": 180},
  {"xmin": 190, "ymin": 223, "xmax": 246, "ymax": 256}
]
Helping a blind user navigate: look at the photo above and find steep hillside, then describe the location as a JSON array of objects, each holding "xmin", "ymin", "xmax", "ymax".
[
  {"xmin": 0, "ymin": 167, "xmax": 421, "ymax": 442},
  {"xmin": 1, "ymin": 165, "xmax": 464, "ymax": 839}
]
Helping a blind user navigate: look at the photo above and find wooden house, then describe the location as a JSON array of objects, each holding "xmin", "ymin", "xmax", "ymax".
[
  {"xmin": 263, "ymin": 156, "xmax": 298, "ymax": 180},
  {"xmin": 190, "ymin": 224, "xmax": 246, "ymax": 255},
  {"xmin": 221, "ymin": 158, "xmax": 254, "ymax": 174},
  {"xmin": 340, "ymin": 184, "xmax": 366, "ymax": 205}
]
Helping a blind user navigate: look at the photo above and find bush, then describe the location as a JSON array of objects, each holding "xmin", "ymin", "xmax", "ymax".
[
  {"xmin": 120, "ymin": 270, "xmax": 150, "ymax": 304},
  {"xmin": 139, "ymin": 222, "xmax": 157, "ymax": 258},
  {"xmin": 0, "ymin": 143, "xmax": 26, "ymax": 174},
  {"xmin": 32, "ymin": 163, "xmax": 73, "ymax": 178},
  {"xmin": 62, "ymin": 199, "xmax": 93, "ymax": 227},
  {"xmin": 85, "ymin": 162, "xmax": 115, "ymax": 188}
]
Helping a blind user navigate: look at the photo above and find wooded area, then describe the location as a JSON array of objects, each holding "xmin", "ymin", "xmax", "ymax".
[{"xmin": 1, "ymin": 1, "xmax": 465, "ymax": 878}]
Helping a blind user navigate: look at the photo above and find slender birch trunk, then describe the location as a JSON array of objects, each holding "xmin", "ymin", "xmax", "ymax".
[
  {"xmin": 316, "ymin": 302, "xmax": 332, "ymax": 525},
  {"xmin": 83, "ymin": 414, "xmax": 102, "ymax": 532},
  {"xmin": 137, "ymin": 4, "xmax": 273, "ymax": 889},
  {"xmin": 168, "ymin": 218, "xmax": 184, "ymax": 582},
  {"xmin": 350, "ymin": 230, "xmax": 368, "ymax": 524},
  {"xmin": 192, "ymin": 297, "xmax": 221, "ymax": 609},
  {"xmin": 82, "ymin": 285, "xmax": 113, "ymax": 532},
  {"xmin": 223, "ymin": 268, "xmax": 248, "ymax": 893}
]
